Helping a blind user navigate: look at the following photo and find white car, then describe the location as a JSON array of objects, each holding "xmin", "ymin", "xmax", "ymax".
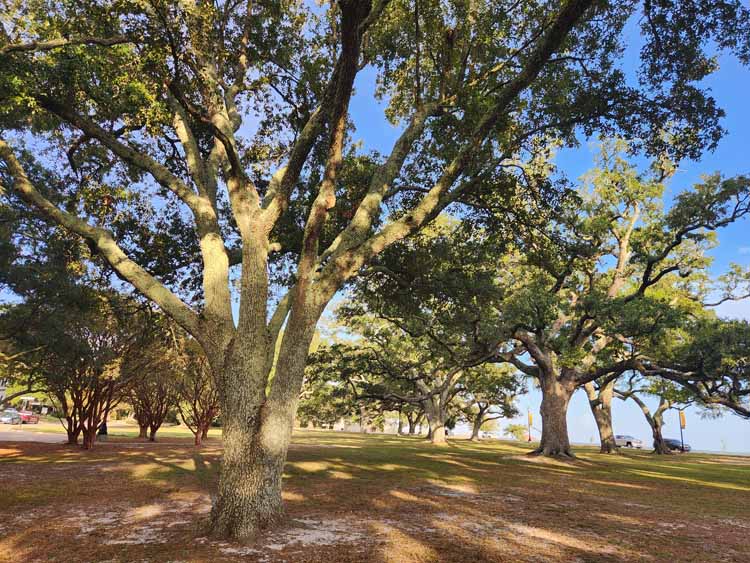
[
  {"xmin": 614, "ymin": 435, "xmax": 643, "ymax": 448},
  {"xmin": 0, "ymin": 409, "xmax": 22, "ymax": 425}
]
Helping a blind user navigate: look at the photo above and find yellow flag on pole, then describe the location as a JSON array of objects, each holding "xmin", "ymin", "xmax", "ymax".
[{"xmin": 679, "ymin": 411, "xmax": 686, "ymax": 429}]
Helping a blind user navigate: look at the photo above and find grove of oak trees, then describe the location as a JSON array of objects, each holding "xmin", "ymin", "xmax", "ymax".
[{"xmin": 3, "ymin": 0, "xmax": 750, "ymax": 540}]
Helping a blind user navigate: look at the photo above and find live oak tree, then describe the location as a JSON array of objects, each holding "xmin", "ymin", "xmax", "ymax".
[
  {"xmin": 493, "ymin": 145, "xmax": 750, "ymax": 457},
  {"xmin": 401, "ymin": 404, "xmax": 426, "ymax": 435},
  {"xmin": 318, "ymin": 311, "xmax": 513, "ymax": 444},
  {"xmin": 637, "ymin": 318, "xmax": 750, "ymax": 418},
  {"xmin": 2, "ymin": 0, "xmax": 750, "ymax": 538},
  {"xmin": 503, "ymin": 423, "xmax": 529, "ymax": 441},
  {"xmin": 457, "ymin": 366, "xmax": 524, "ymax": 441},
  {"xmin": 615, "ymin": 374, "xmax": 696, "ymax": 454},
  {"xmin": 297, "ymin": 364, "xmax": 357, "ymax": 429}
]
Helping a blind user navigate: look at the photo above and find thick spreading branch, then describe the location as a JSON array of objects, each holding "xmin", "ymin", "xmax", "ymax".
[
  {"xmin": 0, "ymin": 139, "xmax": 203, "ymax": 338},
  {"xmin": 0, "ymin": 35, "xmax": 131, "ymax": 56}
]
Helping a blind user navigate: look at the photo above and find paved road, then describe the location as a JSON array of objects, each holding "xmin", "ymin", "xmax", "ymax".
[{"xmin": 0, "ymin": 428, "xmax": 66, "ymax": 443}]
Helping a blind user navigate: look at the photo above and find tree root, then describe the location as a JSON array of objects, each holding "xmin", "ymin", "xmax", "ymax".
[{"xmin": 527, "ymin": 445, "xmax": 577, "ymax": 459}]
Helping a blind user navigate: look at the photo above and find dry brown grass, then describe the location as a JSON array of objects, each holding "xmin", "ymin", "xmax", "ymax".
[{"xmin": 1, "ymin": 431, "xmax": 749, "ymax": 562}]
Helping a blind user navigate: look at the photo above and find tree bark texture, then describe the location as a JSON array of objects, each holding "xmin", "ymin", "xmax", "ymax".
[
  {"xmin": 584, "ymin": 381, "xmax": 618, "ymax": 454},
  {"xmin": 532, "ymin": 375, "xmax": 575, "ymax": 457}
]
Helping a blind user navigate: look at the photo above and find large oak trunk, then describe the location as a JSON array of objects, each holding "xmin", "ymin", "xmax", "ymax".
[
  {"xmin": 532, "ymin": 375, "xmax": 575, "ymax": 458},
  {"xmin": 209, "ymin": 409, "xmax": 289, "ymax": 540},
  {"xmin": 423, "ymin": 401, "xmax": 447, "ymax": 445},
  {"xmin": 209, "ymin": 350, "xmax": 292, "ymax": 540},
  {"xmin": 470, "ymin": 413, "xmax": 483, "ymax": 441},
  {"xmin": 138, "ymin": 424, "xmax": 148, "ymax": 439},
  {"xmin": 208, "ymin": 293, "xmax": 319, "ymax": 541}
]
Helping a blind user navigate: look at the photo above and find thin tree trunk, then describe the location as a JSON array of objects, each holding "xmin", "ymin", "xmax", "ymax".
[
  {"xmin": 584, "ymin": 381, "xmax": 618, "ymax": 454},
  {"xmin": 65, "ymin": 416, "xmax": 81, "ymax": 445},
  {"xmin": 82, "ymin": 427, "xmax": 96, "ymax": 450},
  {"xmin": 397, "ymin": 413, "xmax": 404, "ymax": 435},
  {"xmin": 650, "ymin": 413, "xmax": 671, "ymax": 454},
  {"xmin": 149, "ymin": 427, "xmax": 157, "ymax": 442},
  {"xmin": 408, "ymin": 419, "xmax": 417, "ymax": 434},
  {"xmin": 66, "ymin": 426, "xmax": 81, "ymax": 445},
  {"xmin": 532, "ymin": 374, "xmax": 575, "ymax": 458},
  {"xmin": 201, "ymin": 424, "xmax": 209, "ymax": 440},
  {"xmin": 624, "ymin": 392, "xmax": 672, "ymax": 455}
]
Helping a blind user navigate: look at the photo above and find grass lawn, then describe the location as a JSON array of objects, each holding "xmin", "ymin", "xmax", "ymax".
[{"xmin": 1, "ymin": 431, "xmax": 748, "ymax": 562}]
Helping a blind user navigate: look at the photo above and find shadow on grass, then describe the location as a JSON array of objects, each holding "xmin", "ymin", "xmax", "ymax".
[{"xmin": 1, "ymin": 432, "xmax": 749, "ymax": 562}]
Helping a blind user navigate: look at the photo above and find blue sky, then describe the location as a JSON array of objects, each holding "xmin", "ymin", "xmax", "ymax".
[{"xmin": 345, "ymin": 48, "xmax": 750, "ymax": 452}]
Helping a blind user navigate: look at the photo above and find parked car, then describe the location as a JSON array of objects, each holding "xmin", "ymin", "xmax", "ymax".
[
  {"xmin": 664, "ymin": 438, "xmax": 691, "ymax": 452},
  {"xmin": 18, "ymin": 410, "xmax": 40, "ymax": 424},
  {"xmin": 614, "ymin": 435, "xmax": 643, "ymax": 448},
  {"xmin": 0, "ymin": 410, "xmax": 22, "ymax": 425},
  {"xmin": 1, "ymin": 408, "xmax": 39, "ymax": 424}
]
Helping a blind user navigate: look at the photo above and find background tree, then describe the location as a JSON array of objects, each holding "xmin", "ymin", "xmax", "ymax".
[
  {"xmin": 457, "ymin": 366, "xmax": 525, "ymax": 441},
  {"xmin": 583, "ymin": 379, "xmax": 618, "ymax": 453},
  {"xmin": 3, "ymin": 0, "xmax": 750, "ymax": 538},
  {"xmin": 615, "ymin": 375, "xmax": 696, "ymax": 454},
  {"xmin": 503, "ymin": 423, "xmax": 528, "ymax": 441},
  {"xmin": 489, "ymin": 144, "xmax": 750, "ymax": 457},
  {"xmin": 176, "ymin": 341, "xmax": 220, "ymax": 447},
  {"xmin": 637, "ymin": 319, "xmax": 750, "ymax": 417}
]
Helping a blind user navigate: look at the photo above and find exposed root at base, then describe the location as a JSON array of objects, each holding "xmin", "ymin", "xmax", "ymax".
[
  {"xmin": 527, "ymin": 447, "xmax": 577, "ymax": 460},
  {"xmin": 207, "ymin": 511, "xmax": 286, "ymax": 544}
]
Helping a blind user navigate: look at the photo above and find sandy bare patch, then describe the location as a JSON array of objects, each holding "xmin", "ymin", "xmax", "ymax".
[{"xmin": 62, "ymin": 493, "xmax": 211, "ymax": 545}]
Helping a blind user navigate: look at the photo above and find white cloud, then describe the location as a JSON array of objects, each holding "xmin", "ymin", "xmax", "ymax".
[{"xmin": 739, "ymin": 246, "xmax": 750, "ymax": 255}]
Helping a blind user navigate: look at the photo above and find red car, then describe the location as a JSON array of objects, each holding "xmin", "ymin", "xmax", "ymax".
[
  {"xmin": 5, "ymin": 408, "xmax": 40, "ymax": 424},
  {"xmin": 19, "ymin": 410, "xmax": 40, "ymax": 424}
]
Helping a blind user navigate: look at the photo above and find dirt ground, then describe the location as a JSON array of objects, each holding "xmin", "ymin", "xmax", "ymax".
[{"xmin": 1, "ymin": 431, "xmax": 749, "ymax": 562}]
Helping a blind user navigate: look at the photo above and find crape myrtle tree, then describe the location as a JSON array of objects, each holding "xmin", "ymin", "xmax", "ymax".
[
  {"xmin": 615, "ymin": 374, "xmax": 696, "ymax": 454},
  {"xmin": 176, "ymin": 340, "xmax": 220, "ymax": 447},
  {"xmin": 2, "ymin": 0, "xmax": 750, "ymax": 538},
  {"xmin": 3, "ymin": 290, "xmax": 148, "ymax": 448},
  {"xmin": 491, "ymin": 145, "xmax": 750, "ymax": 457},
  {"xmin": 128, "ymin": 358, "xmax": 181, "ymax": 441},
  {"xmin": 0, "ymin": 161, "xmax": 154, "ymax": 445}
]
